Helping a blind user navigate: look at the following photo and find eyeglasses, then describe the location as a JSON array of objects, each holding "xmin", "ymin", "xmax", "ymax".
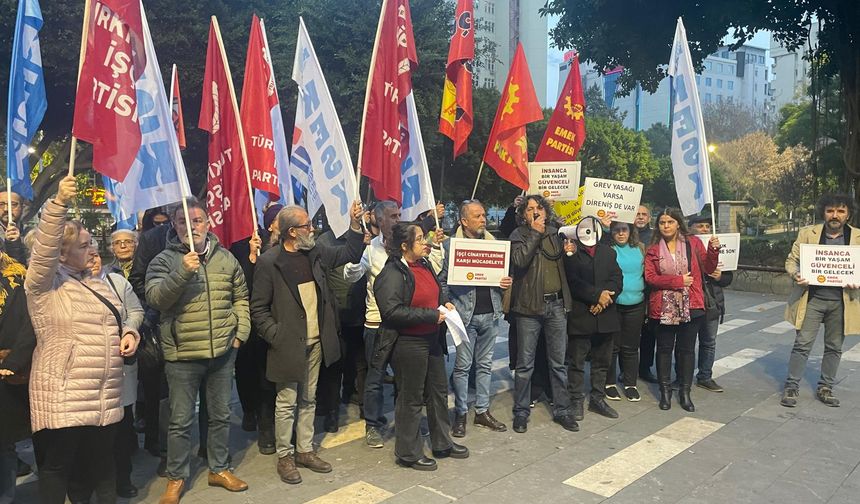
[
  {"xmin": 0, "ymin": 201, "xmax": 21, "ymax": 210},
  {"xmin": 112, "ymin": 239, "xmax": 135, "ymax": 247},
  {"xmin": 290, "ymin": 222, "xmax": 313, "ymax": 230}
]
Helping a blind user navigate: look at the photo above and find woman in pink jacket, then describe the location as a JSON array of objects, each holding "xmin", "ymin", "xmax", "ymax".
[
  {"xmin": 644, "ymin": 208, "xmax": 719, "ymax": 413},
  {"xmin": 24, "ymin": 176, "xmax": 139, "ymax": 504}
]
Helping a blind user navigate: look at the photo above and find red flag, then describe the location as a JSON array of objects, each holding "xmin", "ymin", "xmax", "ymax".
[
  {"xmin": 535, "ymin": 54, "xmax": 586, "ymax": 162},
  {"xmin": 359, "ymin": 0, "xmax": 418, "ymax": 204},
  {"xmin": 240, "ymin": 15, "xmax": 280, "ymax": 195},
  {"xmin": 483, "ymin": 43, "xmax": 543, "ymax": 190},
  {"xmin": 199, "ymin": 18, "xmax": 254, "ymax": 246},
  {"xmin": 439, "ymin": 0, "xmax": 474, "ymax": 158},
  {"xmin": 72, "ymin": 0, "xmax": 147, "ymax": 182},
  {"xmin": 170, "ymin": 64, "xmax": 187, "ymax": 150}
]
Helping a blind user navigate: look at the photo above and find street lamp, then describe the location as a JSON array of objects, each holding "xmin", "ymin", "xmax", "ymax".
[{"xmin": 707, "ymin": 144, "xmax": 717, "ymax": 154}]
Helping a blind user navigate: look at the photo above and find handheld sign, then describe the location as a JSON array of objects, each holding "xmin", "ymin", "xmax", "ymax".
[
  {"xmin": 694, "ymin": 233, "xmax": 740, "ymax": 271},
  {"xmin": 528, "ymin": 161, "xmax": 581, "ymax": 201},
  {"xmin": 553, "ymin": 185, "xmax": 585, "ymax": 225},
  {"xmin": 580, "ymin": 177, "xmax": 643, "ymax": 224},
  {"xmin": 447, "ymin": 238, "xmax": 510, "ymax": 287},
  {"xmin": 799, "ymin": 244, "xmax": 860, "ymax": 287}
]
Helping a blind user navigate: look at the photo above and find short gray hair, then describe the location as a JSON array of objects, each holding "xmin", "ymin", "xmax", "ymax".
[
  {"xmin": 110, "ymin": 229, "xmax": 137, "ymax": 242},
  {"xmin": 373, "ymin": 200, "xmax": 398, "ymax": 223},
  {"xmin": 277, "ymin": 206, "xmax": 308, "ymax": 243}
]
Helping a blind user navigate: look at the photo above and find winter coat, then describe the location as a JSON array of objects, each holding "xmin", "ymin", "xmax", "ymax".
[
  {"xmin": 25, "ymin": 200, "xmax": 140, "ymax": 432},
  {"xmin": 145, "ymin": 232, "xmax": 250, "ymax": 361},
  {"xmin": 508, "ymin": 224, "xmax": 573, "ymax": 317},
  {"xmin": 103, "ymin": 271, "xmax": 143, "ymax": 407},
  {"xmin": 0, "ymin": 255, "xmax": 35, "ymax": 444},
  {"xmin": 785, "ymin": 224, "xmax": 860, "ymax": 335},
  {"xmin": 644, "ymin": 236, "xmax": 719, "ymax": 321},
  {"xmin": 250, "ymin": 230, "xmax": 365, "ymax": 383},
  {"xmin": 564, "ymin": 244, "xmax": 623, "ymax": 335}
]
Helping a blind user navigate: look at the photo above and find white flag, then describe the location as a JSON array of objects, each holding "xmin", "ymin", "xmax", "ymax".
[
  {"xmin": 400, "ymin": 93, "xmax": 436, "ymax": 221},
  {"xmin": 105, "ymin": 2, "xmax": 190, "ymax": 216},
  {"xmin": 291, "ymin": 17, "xmax": 358, "ymax": 237},
  {"xmin": 668, "ymin": 17, "xmax": 713, "ymax": 217}
]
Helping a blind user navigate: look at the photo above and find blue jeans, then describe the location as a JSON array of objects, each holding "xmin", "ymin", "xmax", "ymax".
[
  {"xmin": 513, "ymin": 299, "xmax": 571, "ymax": 418},
  {"xmin": 164, "ymin": 348, "xmax": 236, "ymax": 480},
  {"xmin": 453, "ymin": 313, "xmax": 498, "ymax": 416},
  {"xmin": 696, "ymin": 316, "xmax": 720, "ymax": 381},
  {"xmin": 363, "ymin": 327, "xmax": 386, "ymax": 429}
]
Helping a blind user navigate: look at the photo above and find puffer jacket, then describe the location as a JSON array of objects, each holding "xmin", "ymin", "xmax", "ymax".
[
  {"xmin": 25, "ymin": 200, "xmax": 140, "ymax": 432},
  {"xmin": 146, "ymin": 230, "xmax": 250, "ymax": 361}
]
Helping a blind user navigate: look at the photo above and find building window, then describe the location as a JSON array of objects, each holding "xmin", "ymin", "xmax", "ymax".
[
  {"xmin": 705, "ymin": 77, "xmax": 712, "ymax": 86},
  {"xmin": 721, "ymin": 51, "xmax": 729, "ymax": 58},
  {"xmin": 696, "ymin": 75, "xmax": 700, "ymax": 85},
  {"xmin": 487, "ymin": 21, "xmax": 494, "ymax": 33},
  {"xmin": 758, "ymin": 55, "xmax": 765, "ymax": 64},
  {"xmin": 729, "ymin": 65, "xmax": 734, "ymax": 74},
  {"xmin": 727, "ymin": 80, "xmax": 734, "ymax": 90},
  {"xmin": 717, "ymin": 94, "xmax": 722, "ymax": 102},
  {"xmin": 484, "ymin": 77, "xmax": 494, "ymax": 88},
  {"xmin": 717, "ymin": 63, "xmax": 723, "ymax": 73},
  {"xmin": 705, "ymin": 93, "xmax": 711, "ymax": 103},
  {"xmin": 717, "ymin": 79, "xmax": 722, "ymax": 88}
]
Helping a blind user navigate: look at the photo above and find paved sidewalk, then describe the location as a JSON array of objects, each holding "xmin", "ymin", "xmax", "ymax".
[{"xmin": 14, "ymin": 290, "xmax": 860, "ymax": 503}]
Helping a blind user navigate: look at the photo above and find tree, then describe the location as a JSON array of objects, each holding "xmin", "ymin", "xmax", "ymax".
[
  {"xmin": 578, "ymin": 116, "xmax": 658, "ymax": 184},
  {"xmin": 542, "ymin": 0, "xmax": 860, "ymax": 222},
  {"xmin": 702, "ymin": 100, "xmax": 776, "ymax": 143},
  {"xmin": 584, "ymin": 84, "xmax": 625, "ymax": 122}
]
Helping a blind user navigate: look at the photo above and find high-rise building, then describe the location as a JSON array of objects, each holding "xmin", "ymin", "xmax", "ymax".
[
  {"xmin": 561, "ymin": 43, "xmax": 771, "ymax": 131},
  {"xmin": 769, "ymin": 23, "xmax": 818, "ymax": 112},
  {"xmin": 473, "ymin": 0, "xmax": 550, "ymax": 107}
]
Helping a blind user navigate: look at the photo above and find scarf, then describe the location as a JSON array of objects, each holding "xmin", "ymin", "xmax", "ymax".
[{"xmin": 657, "ymin": 237, "xmax": 690, "ymax": 325}]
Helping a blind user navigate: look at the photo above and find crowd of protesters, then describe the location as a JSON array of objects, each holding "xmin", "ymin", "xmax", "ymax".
[{"xmin": 0, "ymin": 176, "xmax": 857, "ymax": 503}]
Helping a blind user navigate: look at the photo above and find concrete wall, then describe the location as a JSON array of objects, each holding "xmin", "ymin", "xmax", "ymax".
[{"xmin": 727, "ymin": 268, "xmax": 793, "ymax": 296}]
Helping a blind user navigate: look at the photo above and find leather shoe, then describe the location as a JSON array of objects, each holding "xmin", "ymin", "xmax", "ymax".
[
  {"xmin": 117, "ymin": 482, "xmax": 139, "ymax": 498},
  {"xmin": 295, "ymin": 451, "xmax": 333, "ymax": 473},
  {"xmin": 277, "ymin": 455, "xmax": 302, "ymax": 484},
  {"xmin": 207, "ymin": 470, "xmax": 248, "ymax": 492},
  {"xmin": 553, "ymin": 414, "xmax": 580, "ymax": 432},
  {"xmin": 639, "ymin": 370, "xmax": 659, "ymax": 384},
  {"xmin": 572, "ymin": 400, "xmax": 584, "ymax": 421},
  {"xmin": 158, "ymin": 479, "xmax": 184, "ymax": 504},
  {"xmin": 397, "ymin": 457, "xmax": 437, "ymax": 471},
  {"xmin": 474, "ymin": 411, "xmax": 507, "ymax": 432},
  {"xmin": 588, "ymin": 399, "xmax": 619, "ymax": 419},
  {"xmin": 512, "ymin": 416, "xmax": 527, "ymax": 433},
  {"xmin": 452, "ymin": 413, "xmax": 466, "ymax": 437},
  {"xmin": 432, "ymin": 443, "xmax": 469, "ymax": 459}
]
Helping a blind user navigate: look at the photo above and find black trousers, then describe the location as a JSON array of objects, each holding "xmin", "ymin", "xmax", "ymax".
[
  {"xmin": 392, "ymin": 335, "xmax": 453, "ymax": 462},
  {"xmin": 34, "ymin": 424, "xmax": 117, "ymax": 504},
  {"xmin": 654, "ymin": 318, "xmax": 701, "ymax": 386},
  {"xmin": 235, "ymin": 333, "xmax": 266, "ymax": 420},
  {"xmin": 341, "ymin": 325, "xmax": 367, "ymax": 405},
  {"xmin": 639, "ymin": 318, "xmax": 657, "ymax": 374},
  {"xmin": 507, "ymin": 314, "xmax": 550, "ymax": 401},
  {"xmin": 115, "ymin": 406, "xmax": 136, "ymax": 487},
  {"xmin": 608, "ymin": 303, "xmax": 647, "ymax": 387},
  {"xmin": 138, "ymin": 360, "xmax": 165, "ymax": 452},
  {"xmin": 567, "ymin": 332, "xmax": 614, "ymax": 402},
  {"xmin": 317, "ymin": 355, "xmax": 344, "ymax": 414}
]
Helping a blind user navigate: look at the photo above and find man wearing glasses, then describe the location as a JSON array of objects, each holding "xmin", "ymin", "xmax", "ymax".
[
  {"xmin": 107, "ymin": 230, "xmax": 138, "ymax": 278},
  {"xmin": 0, "ymin": 188, "xmax": 28, "ymax": 265},
  {"xmin": 251, "ymin": 203, "xmax": 365, "ymax": 485}
]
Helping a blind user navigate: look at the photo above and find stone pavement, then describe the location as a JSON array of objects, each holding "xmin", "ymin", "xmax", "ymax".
[{"xmin": 14, "ymin": 290, "xmax": 860, "ymax": 503}]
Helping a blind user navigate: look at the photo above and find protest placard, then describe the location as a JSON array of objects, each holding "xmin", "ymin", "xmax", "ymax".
[
  {"xmin": 799, "ymin": 244, "xmax": 860, "ymax": 287},
  {"xmin": 694, "ymin": 233, "xmax": 740, "ymax": 271},
  {"xmin": 528, "ymin": 161, "xmax": 581, "ymax": 200},
  {"xmin": 580, "ymin": 177, "xmax": 643, "ymax": 224},
  {"xmin": 553, "ymin": 185, "xmax": 585, "ymax": 225},
  {"xmin": 447, "ymin": 238, "xmax": 511, "ymax": 287}
]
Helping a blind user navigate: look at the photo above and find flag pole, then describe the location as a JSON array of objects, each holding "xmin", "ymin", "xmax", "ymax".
[
  {"xmin": 168, "ymin": 62, "xmax": 195, "ymax": 253},
  {"xmin": 68, "ymin": 0, "xmax": 93, "ymax": 177},
  {"xmin": 355, "ymin": 0, "xmax": 389, "ymax": 201},
  {"xmin": 470, "ymin": 161, "xmax": 484, "ymax": 200},
  {"xmin": 211, "ymin": 16, "xmax": 259, "ymax": 237},
  {"xmin": 6, "ymin": 178, "xmax": 12, "ymax": 228}
]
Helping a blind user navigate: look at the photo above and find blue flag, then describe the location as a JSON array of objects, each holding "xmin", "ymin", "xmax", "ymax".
[{"xmin": 5, "ymin": 0, "xmax": 46, "ymax": 200}]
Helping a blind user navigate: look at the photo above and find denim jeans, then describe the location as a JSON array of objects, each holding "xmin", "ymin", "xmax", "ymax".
[
  {"xmin": 785, "ymin": 296, "xmax": 845, "ymax": 390},
  {"xmin": 363, "ymin": 327, "xmax": 386, "ymax": 429},
  {"xmin": 164, "ymin": 348, "xmax": 236, "ymax": 480},
  {"xmin": 453, "ymin": 313, "xmax": 498, "ymax": 416},
  {"xmin": 696, "ymin": 316, "xmax": 720, "ymax": 381},
  {"xmin": 275, "ymin": 342, "xmax": 322, "ymax": 457},
  {"xmin": 513, "ymin": 299, "xmax": 571, "ymax": 418}
]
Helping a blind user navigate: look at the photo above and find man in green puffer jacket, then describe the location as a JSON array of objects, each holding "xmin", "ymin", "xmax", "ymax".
[{"xmin": 145, "ymin": 198, "xmax": 251, "ymax": 503}]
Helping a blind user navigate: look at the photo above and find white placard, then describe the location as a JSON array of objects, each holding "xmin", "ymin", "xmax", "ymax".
[
  {"xmin": 799, "ymin": 244, "xmax": 860, "ymax": 287},
  {"xmin": 694, "ymin": 233, "xmax": 740, "ymax": 271},
  {"xmin": 580, "ymin": 177, "xmax": 643, "ymax": 224},
  {"xmin": 528, "ymin": 161, "xmax": 581, "ymax": 201},
  {"xmin": 447, "ymin": 238, "xmax": 510, "ymax": 287}
]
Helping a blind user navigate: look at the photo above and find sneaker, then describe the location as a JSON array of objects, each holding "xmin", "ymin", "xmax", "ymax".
[
  {"xmin": 553, "ymin": 414, "xmax": 580, "ymax": 432},
  {"xmin": 780, "ymin": 388, "xmax": 799, "ymax": 408},
  {"xmin": 696, "ymin": 379, "xmax": 724, "ymax": 393},
  {"xmin": 816, "ymin": 386, "xmax": 840, "ymax": 407},
  {"xmin": 623, "ymin": 386, "xmax": 641, "ymax": 402},
  {"xmin": 604, "ymin": 385, "xmax": 622, "ymax": 401},
  {"xmin": 365, "ymin": 427, "xmax": 384, "ymax": 448}
]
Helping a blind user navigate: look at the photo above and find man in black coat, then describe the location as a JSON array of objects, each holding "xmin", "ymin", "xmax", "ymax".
[
  {"xmin": 250, "ymin": 203, "xmax": 365, "ymax": 485},
  {"xmin": 564, "ymin": 218, "xmax": 623, "ymax": 423}
]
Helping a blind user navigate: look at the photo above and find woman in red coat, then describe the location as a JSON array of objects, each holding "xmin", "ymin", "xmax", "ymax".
[{"xmin": 644, "ymin": 208, "xmax": 719, "ymax": 412}]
